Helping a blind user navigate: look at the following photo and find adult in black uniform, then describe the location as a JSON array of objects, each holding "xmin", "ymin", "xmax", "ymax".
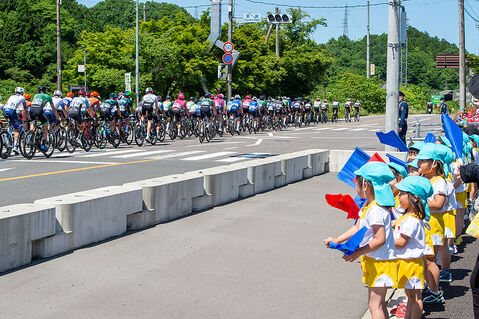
[{"xmin": 398, "ymin": 91, "xmax": 408, "ymax": 144}]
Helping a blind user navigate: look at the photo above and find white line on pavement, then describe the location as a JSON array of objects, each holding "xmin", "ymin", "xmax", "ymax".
[
  {"xmin": 187, "ymin": 141, "xmax": 243, "ymax": 147},
  {"xmin": 368, "ymin": 129, "xmax": 381, "ymax": 132},
  {"xmin": 113, "ymin": 150, "xmax": 174, "ymax": 158},
  {"xmin": 149, "ymin": 151, "xmax": 205, "ymax": 160},
  {"xmin": 80, "ymin": 149, "xmax": 139, "ymax": 157},
  {"xmin": 268, "ymin": 133, "xmax": 274, "ymax": 137},
  {"xmin": 331, "ymin": 127, "xmax": 349, "ymax": 131},
  {"xmin": 182, "ymin": 151, "xmax": 236, "ymax": 161},
  {"xmin": 12, "ymin": 160, "xmax": 119, "ymax": 165},
  {"xmin": 225, "ymin": 147, "xmax": 238, "ymax": 150},
  {"xmin": 246, "ymin": 138, "xmax": 263, "ymax": 146},
  {"xmin": 0, "ymin": 168, "xmax": 14, "ymax": 172},
  {"xmin": 350, "ymin": 128, "xmax": 366, "ymax": 131},
  {"xmin": 313, "ymin": 127, "xmax": 330, "ymax": 131}
]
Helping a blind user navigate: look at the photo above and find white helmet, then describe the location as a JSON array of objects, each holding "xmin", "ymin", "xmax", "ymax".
[
  {"xmin": 145, "ymin": 87, "xmax": 153, "ymax": 93},
  {"xmin": 54, "ymin": 90, "xmax": 62, "ymax": 97},
  {"xmin": 15, "ymin": 87, "xmax": 25, "ymax": 94}
]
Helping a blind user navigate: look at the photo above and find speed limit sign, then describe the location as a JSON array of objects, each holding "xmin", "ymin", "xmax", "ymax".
[{"xmin": 223, "ymin": 42, "xmax": 234, "ymax": 52}]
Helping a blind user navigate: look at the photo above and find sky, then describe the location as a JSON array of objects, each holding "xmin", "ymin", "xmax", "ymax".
[{"xmin": 77, "ymin": 0, "xmax": 479, "ymax": 54}]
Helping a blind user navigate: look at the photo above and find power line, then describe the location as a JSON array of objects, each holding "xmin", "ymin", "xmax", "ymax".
[{"xmin": 242, "ymin": 0, "xmax": 410, "ymax": 9}]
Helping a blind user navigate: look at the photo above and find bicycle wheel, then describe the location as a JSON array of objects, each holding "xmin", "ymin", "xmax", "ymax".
[
  {"xmin": 125, "ymin": 126, "xmax": 133, "ymax": 145},
  {"xmin": 66, "ymin": 128, "xmax": 77, "ymax": 153},
  {"xmin": 168, "ymin": 125, "xmax": 177, "ymax": 141},
  {"xmin": 0, "ymin": 130, "xmax": 13, "ymax": 159},
  {"xmin": 22, "ymin": 130, "xmax": 36, "ymax": 159},
  {"xmin": 41, "ymin": 132, "xmax": 55, "ymax": 158},
  {"xmin": 134, "ymin": 122, "xmax": 145, "ymax": 147},
  {"xmin": 95, "ymin": 127, "xmax": 107, "ymax": 149},
  {"xmin": 56, "ymin": 127, "xmax": 67, "ymax": 152}
]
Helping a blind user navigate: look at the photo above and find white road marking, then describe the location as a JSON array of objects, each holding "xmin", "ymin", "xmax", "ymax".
[
  {"xmin": 182, "ymin": 151, "xmax": 236, "ymax": 161},
  {"xmin": 350, "ymin": 128, "xmax": 366, "ymax": 131},
  {"xmin": 368, "ymin": 129, "xmax": 381, "ymax": 132},
  {"xmin": 0, "ymin": 168, "xmax": 14, "ymax": 172},
  {"xmin": 247, "ymin": 138, "xmax": 263, "ymax": 146},
  {"xmin": 187, "ymin": 141, "xmax": 243, "ymax": 147},
  {"xmin": 81, "ymin": 149, "xmax": 139, "ymax": 157},
  {"xmin": 149, "ymin": 151, "xmax": 204, "ymax": 160},
  {"xmin": 313, "ymin": 128, "xmax": 331, "ymax": 131},
  {"xmin": 331, "ymin": 127, "xmax": 349, "ymax": 131},
  {"xmin": 113, "ymin": 150, "xmax": 174, "ymax": 158},
  {"xmin": 268, "ymin": 133, "xmax": 274, "ymax": 137},
  {"xmin": 225, "ymin": 147, "xmax": 238, "ymax": 150},
  {"xmin": 12, "ymin": 160, "xmax": 119, "ymax": 165}
]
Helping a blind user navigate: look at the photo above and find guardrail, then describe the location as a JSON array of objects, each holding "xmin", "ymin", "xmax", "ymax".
[
  {"xmin": 0, "ymin": 149, "xmax": 330, "ymax": 273},
  {"xmin": 408, "ymin": 120, "xmax": 444, "ymax": 145}
]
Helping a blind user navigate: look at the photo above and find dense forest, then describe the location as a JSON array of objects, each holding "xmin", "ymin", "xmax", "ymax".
[{"xmin": 0, "ymin": 0, "xmax": 468, "ymax": 112}]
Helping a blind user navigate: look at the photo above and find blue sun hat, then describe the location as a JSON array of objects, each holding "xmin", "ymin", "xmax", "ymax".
[
  {"xmin": 354, "ymin": 162, "xmax": 396, "ymax": 206},
  {"xmin": 409, "ymin": 141, "xmax": 425, "ymax": 152},
  {"xmin": 395, "ymin": 175, "xmax": 434, "ymax": 221},
  {"xmin": 470, "ymin": 134, "xmax": 479, "ymax": 147},
  {"xmin": 439, "ymin": 135, "xmax": 452, "ymax": 148},
  {"xmin": 463, "ymin": 132, "xmax": 473, "ymax": 162},
  {"xmin": 408, "ymin": 143, "xmax": 453, "ymax": 174},
  {"xmin": 388, "ymin": 162, "xmax": 408, "ymax": 179}
]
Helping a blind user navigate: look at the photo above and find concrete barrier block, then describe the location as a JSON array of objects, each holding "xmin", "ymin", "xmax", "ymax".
[
  {"xmin": 0, "ymin": 203, "xmax": 56, "ymax": 272},
  {"xmin": 127, "ymin": 209, "xmax": 156, "ymax": 230},
  {"xmin": 192, "ymin": 194, "xmax": 212, "ymax": 212},
  {"xmin": 247, "ymin": 161, "xmax": 276, "ymax": 194},
  {"xmin": 279, "ymin": 154, "xmax": 309, "ymax": 184},
  {"xmin": 203, "ymin": 165, "xmax": 249, "ymax": 206},
  {"xmin": 35, "ymin": 185, "xmax": 141, "ymax": 252},
  {"xmin": 33, "ymin": 231, "xmax": 73, "ymax": 259}
]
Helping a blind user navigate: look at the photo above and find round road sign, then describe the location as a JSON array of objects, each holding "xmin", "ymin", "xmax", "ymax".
[
  {"xmin": 223, "ymin": 42, "xmax": 234, "ymax": 52},
  {"xmin": 222, "ymin": 53, "xmax": 234, "ymax": 65}
]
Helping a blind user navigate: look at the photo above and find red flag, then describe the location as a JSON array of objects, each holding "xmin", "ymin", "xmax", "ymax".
[
  {"xmin": 325, "ymin": 194, "xmax": 361, "ymax": 220},
  {"xmin": 369, "ymin": 152, "xmax": 386, "ymax": 163}
]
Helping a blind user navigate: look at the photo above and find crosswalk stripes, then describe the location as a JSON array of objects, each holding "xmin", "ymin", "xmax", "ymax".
[
  {"xmin": 80, "ymin": 149, "xmax": 139, "ymax": 158},
  {"xmin": 182, "ymin": 152, "xmax": 237, "ymax": 161},
  {"xmin": 149, "ymin": 151, "xmax": 205, "ymax": 160},
  {"xmin": 331, "ymin": 127, "xmax": 349, "ymax": 131},
  {"xmin": 350, "ymin": 128, "xmax": 365, "ymax": 131},
  {"xmin": 113, "ymin": 149, "xmax": 174, "ymax": 158}
]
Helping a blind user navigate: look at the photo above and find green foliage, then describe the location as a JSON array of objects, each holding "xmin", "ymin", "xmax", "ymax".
[
  {"xmin": 323, "ymin": 72, "xmax": 386, "ymax": 113},
  {"xmin": 399, "ymin": 84, "xmax": 430, "ymax": 111}
]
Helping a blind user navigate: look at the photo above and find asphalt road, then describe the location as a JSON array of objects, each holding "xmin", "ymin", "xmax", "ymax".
[{"xmin": 0, "ymin": 114, "xmax": 442, "ymax": 206}]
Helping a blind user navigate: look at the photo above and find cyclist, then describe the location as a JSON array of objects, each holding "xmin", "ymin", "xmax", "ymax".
[
  {"xmin": 199, "ymin": 93, "xmax": 215, "ymax": 131},
  {"xmin": 172, "ymin": 93, "xmax": 187, "ymax": 131},
  {"xmin": 214, "ymin": 94, "xmax": 226, "ymax": 131},
  {"xmin": 140, "ymin": 87, "xmax": 158, "ymax": 142},
  {"xmin": 242, "ymin": 95, "xmax": 252, "ymax": 125},
  {"xmin": 344, "ymin": 98, "xmax": 352, "ymax": 122},
  {"xmin": 100, "ymin": 93, "xmax": 119, "ymax": 132},
  {"xmin": 313, "ymin": 98, "xmax": 321, "ymax": 122},
  {"xmin": 18, "ymin": 93, "xmax": 32, "ymax": 131},
  {"xmin": 3, "ymin": 87, "xmax": 27, "ymax": 154},
  {"xmin": 249, "ymin": 96, "xmax": 259, "ymax": 129},
  {"xmin": 354, "ymin": 99, "xmax": 361, "ymax": 121},
  {"xmin": 258, "ymin": 95, "xmax": 267, "ymax": 117},
  {"xmin": 292, "ymin": 97, "xmax": 303, "ymax": 124},
  {"xmin": 304, "ymin": 98, "xmax": 312, "ymax": 123},
  {"xmin": 87, "ymin": 91, "xmax": 100, "ymax": 119},
  {"xmin": 228, "ymin": 95, "xmax": 242, "ymax": 133},
  {"xmin": 332, "ymin": 99, "xmax": 340, "ymax": 122},
  {"xmin": 52, "ymin": 90, "xmax": 68, "ymax": 120},
  {"xmin": 68, "ymin": 90, "xmax": 90, "ymax": 135},
  {"xmin": 187, "ymin": 97, "xmax": 197, "ymax": 119},
  {"xmin": 118, "ymin": 92, "xmax": 132, "ymax": 132},
  {"xmin": 43, "ymin": 91, "xmax": 61, "ymax": 131},
  {"xmin": 321, "ymin": 99, "xmax": 329, "ymax": 122},
  {"xmin": 267, "ymin": 96, "xmax": 275, "ymax": 115},
  {"xmin": 274, "ymin": 96, "xmax": 286, "ymax": 126},
  {"xmin": 30, "ymin": 85, "xmax": 59, "ymax": 151}
]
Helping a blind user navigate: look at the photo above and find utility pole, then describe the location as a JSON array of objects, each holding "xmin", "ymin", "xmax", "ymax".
[
  {"xmin": 83, "ymin": 47, "xmax": 87, "ymax": 90},
  {"xmin": 56, "ymin": 0, "xmax": 62, "ymax": 91},
  {"xmin": 143, "ymin": 2, "xmax": 146, "ymax": 22},
  {"xmin": 366, "ymin": 0, "xmax": 370, "ymax": 78},
  {"xmin": 227, "ymin": 0, "xmax": 233, "ymax": 101},
  {"xmin": 385, "ymin": 0, "xmax": 400, "ymax": 151},
  {"xmin": 135, "ymin": 0, "xmax": 140, "ymax": 106},
  {"xmin": 459, "ymin": 0, "xmax": 466, "ymax": 110},
  {"xmin": 275, "ymin": 7, "xmax": 280, "ymax": 57}
]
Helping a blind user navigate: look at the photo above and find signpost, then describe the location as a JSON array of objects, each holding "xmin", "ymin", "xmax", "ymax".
[
  {"xmin": 431, "ymin": 95, "xmax": 444, "ymax": 103},
  {"xmin": 222, "ymin": 53, "xmax": 234, "ymax": 65},
  {"xmin": 243, "ymin": 13, "xmax": 262, "ymax": 23},
  {"xmin": 124, "ymin": 72, "xmax": 131, "ymax": 92},
  {"xmin": 370, "ymin": 64, "xmax": 375, "ymax": 76},
  {"xmin": 223, "ymin": 42, "xmax": 234, "ymax": 52}
]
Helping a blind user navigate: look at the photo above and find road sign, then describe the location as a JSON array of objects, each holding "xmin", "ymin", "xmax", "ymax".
[
  {"xmin": 78, "ymin": 65, "xmax": 85, "ymax": 72},
  {"xmin": 124, "ymin": 72, "xmax": 131, "ymax": 92},
  {"xmin": 243, "ymin": 13, "xmax": 262, "ymax": 23},
  {"xmin": 217, "ymin": 63, "xmax": 227, "ymax": 81},
  {"xmin": 431, "ymin": 95, "xmax": 444, "ymax": 103},
  {"xmin": 223, "ymin": 42, "xmax": 234, "ymax": 52},
  {"xmin": 222, "ymin": 53, "xmax": 234, "ymax": 65},
  {"xmin": 370, "ymin": 64, "xmax": 376, "ymax": 76},
  {"xmin": 436, "ymin": 54, "xmax": 460, "ymax": 69}
]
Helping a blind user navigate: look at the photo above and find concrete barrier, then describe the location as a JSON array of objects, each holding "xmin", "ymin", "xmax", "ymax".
[
  {"xmin": 0, "ymin": 204, "xmax": 55, "ymax": 272},
  {"xmin": 0, "ymin": 149, "xmax": 334, "ymax": 272},
  {"xmin": 34, "ymin": 185, "xmax": 142, "ymax": 257}
]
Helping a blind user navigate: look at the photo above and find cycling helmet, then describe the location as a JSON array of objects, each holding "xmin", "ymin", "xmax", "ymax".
[
  {"xmin": 316, "ymin": 98, "xmax": 320, "ymax": 101},
  {"xmin": 157, "ymin": 96, "xmax": 162, "ymax": 102},
  {"xmin": 297, "ymin": 97, "xmax": 302, "ymax": 101},
  {"xmin": 230, "ymin": 97, "xmax": 234, "ymax": 101},
  {"xmin": 109, "ymin": 93, "xmax": 117, "ymax": 99},
  {"xmin": 252, "ymin": 96, "xmax": 257, "ymax": 101},
  {"xmin": 91, "ymin": 91, "xmax": 99, "ymax": 97},
  {"xmin": 347, "ymin": 98, "xmax": 351, "ymax": 101},
  {"xmin": 24, "ymin": 93, "xmax": 31, "ymax": 100},
  {"xmin": 204, "ymin": 93, "xmax": 210, "ymax": 99},
  {"xmin": 86, "ymin": 91, "xmax": 91, "ymax": 97},
  {"xmin": 189, "ymin": 96, "xmax": 195, "ymax": 101},
  {"xmin": 66, "ymin": 92, "xmax": 74, "ymax": 98},
  {"xmin": 356, "ymin": 100, "xmax": 360, "ymax": 102},
  {"xmin": 145, "ymin": 87, "xmax": 153, "ymax": 93},
  {"xmin": 210, "ymin": 94, "xmax": 215, "ymax": 99},
  {"xmin": 259, "ymin": 95, "xmax": 266, "ymax": 100},
  {"xmin": 178, "ymin": 93, "xmax": 185, "ymax": 100},
  {"xmin": 166, "ymin": 95, "xmax": 172, "ymax": 100},
  {"xmin": 234, "ymin": 95, "xmax": 241, "ymax": 100},
  {"xmin": 334, "ymin": 99, "xmax": 338, "ymax": 102},
  {"xmin": 124, "ymin": 91, "xmax": 132, "ymax": 97},
  {"xmin": 323, "ymin": 99, "xmax": 327, "ymax": 102},
  {"xmin": 15, "ymin": 87, "xmax": 25, "ymax": 94},
  {"xmin": 53, "ymin": 90, "xmax": 62, "ymax": 97},
  {"xmin": 38, "ymin": 85, "xmax": 47, "ymax": 93},
  {"xmin": 118, "ymin": 92, "xmax": 124, "ymax": 97},
  {"xmin": 78, "ymin": 90, "xmax": 87, "ymax": 96},
  {"xmin": 217, "ymin": 94, "xmax": 224, "ymax": 99},
  {"xmin": 245, "ymin": 95, "xmax": 251, "ymax": 99}
]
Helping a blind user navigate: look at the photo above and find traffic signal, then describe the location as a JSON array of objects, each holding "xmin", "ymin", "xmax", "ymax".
[{"xmin": 267, "ymin": 13, "xmax": 292, "ymax": 24}]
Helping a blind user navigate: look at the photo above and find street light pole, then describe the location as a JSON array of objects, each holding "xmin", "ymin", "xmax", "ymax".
[
  {"xmin": 459, "ymin": 0, "xmax": 466, "ymax": 110},
  {"xmin": 56, "ymin": 0, "xmax": 62, "ymax": 91},
  {"xmin": 275, "ymin": 7, "xmax": 280, "ymax": 58},
  {"xmin": 227, "ymin": 0, "xmax": 233, "ymax": 101},
  {"xmin": 135, "ymin": 0, "xmax": 140, "ymax": 106},
  {"xmin": 83, "ymin": 47, "xmax": 87, "ymax": 91},
  {"xmin": 385, "ymin": 0, "xmax": 400, "ymax": 151},
  {"xmin": 366, "ymin": 0, "xmax": 370, "ymax": 78}
]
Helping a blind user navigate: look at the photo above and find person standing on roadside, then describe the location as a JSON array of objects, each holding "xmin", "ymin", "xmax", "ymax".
[
  {"xmin": 398, "ymin": 91, "xmax": 409, "ymax": 144},
  {"xmin": 440, "ymin": 97, "xmax": 448, "ymax": 116}
]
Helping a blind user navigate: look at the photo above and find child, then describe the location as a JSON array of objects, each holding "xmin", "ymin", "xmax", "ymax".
[
  {"xmin": 388, "ymin": 162, "xmax": 408, "ymax": 220},
  {"xmin": 409, "ymin": 143, "xmax": 452, "ymax": 304},
  {"xmin": 324, "ymin": 162, "xmax": 397, "ymax": 319},
  {"xmin": 394, "ymin": 175, "xmax": 434, "ymax": 319}
]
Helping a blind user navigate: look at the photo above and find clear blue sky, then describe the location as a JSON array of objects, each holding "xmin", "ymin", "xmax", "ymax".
[{"xmin": 78, "ymin": 0, "xmax": 479, "ymax": 54}]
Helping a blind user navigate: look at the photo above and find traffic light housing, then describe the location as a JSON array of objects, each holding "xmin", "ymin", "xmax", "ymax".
[{"xmin": 267, "ymin": 13, "xmax": 292, "ymax": 24}]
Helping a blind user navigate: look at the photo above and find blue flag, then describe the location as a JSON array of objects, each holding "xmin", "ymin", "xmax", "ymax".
[
  {"xmin": 329, "ymin": 226, "xmax": 368, "ymax": 255},
  {"xmin": 336, "ymin": 147, "xmax": 371, "ymax": 188},
  {"xmin": 424, "ymin": 133, "xmax": 437, "ymax": 144},
  {"xmin": 442, "ymin": 114, "xmax": 463, "ymax": 159},
  {"xmin": 354, "ymin": 195, "xmax": 367, "ymax": 209},
  {"xmin": 386, "ymin": 154, "xmax": 408, "ymax": 170},
  {"xmin": 376, "ymin": 131, "xmax": 409, "ymax": 152}
]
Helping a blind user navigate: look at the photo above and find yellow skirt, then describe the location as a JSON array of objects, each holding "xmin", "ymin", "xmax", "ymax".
[
  {"xmin": 456, "ymin": 191, "xmax": 467, "ymax": 209},
  {"xmin": 424, "ymin": 224, "xmax": 435, "ymax": 256},
  {"xmin": 361, "ymin": 256, "xmax": 398, "ymax": 288},
  {"xmin": 397, "ymin": 258, "xmax": 425, "ymax": 290},
  {"xmin": 429, "ymin": 212, "xmax": 445, "ymax": 246},
  {"xmin": 443, "ymin": 210, "xmax": 456, "ymax": 239}
]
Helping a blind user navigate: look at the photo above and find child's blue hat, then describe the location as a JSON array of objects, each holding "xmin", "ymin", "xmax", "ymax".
[
  {"xmin": 470, "ymin": 134, "xmax": 479, "ymax": 146},
  {"xmin": 409, "ymin": 142, "xmax": 425, "ymax": 152},
  {"xmin": 388, "ymin": 162, "xmax": 408, "ymax": 178},
  {"xmin": 439, "ymin": 135, "xmax": 451, "ymax": 148},
  {"xmin": 354, "ymin": 162, "xmax": 396, "ymax": 206},
  {"xmin": 408, "ymin": 144, "xmax": 453, "ymax": 174},
  {"xmin": 395, "ymin": 175, "xmax": 434, "ymax": 221}
]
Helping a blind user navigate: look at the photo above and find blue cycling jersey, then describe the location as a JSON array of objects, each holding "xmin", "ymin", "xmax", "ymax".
[
  {"xmin": 249, "ymin": 101, "xmax": 258, "ymax": 111},
  {"xmin": 231, "ymin": 99, "xmax": 241, "ymax": 111}
]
